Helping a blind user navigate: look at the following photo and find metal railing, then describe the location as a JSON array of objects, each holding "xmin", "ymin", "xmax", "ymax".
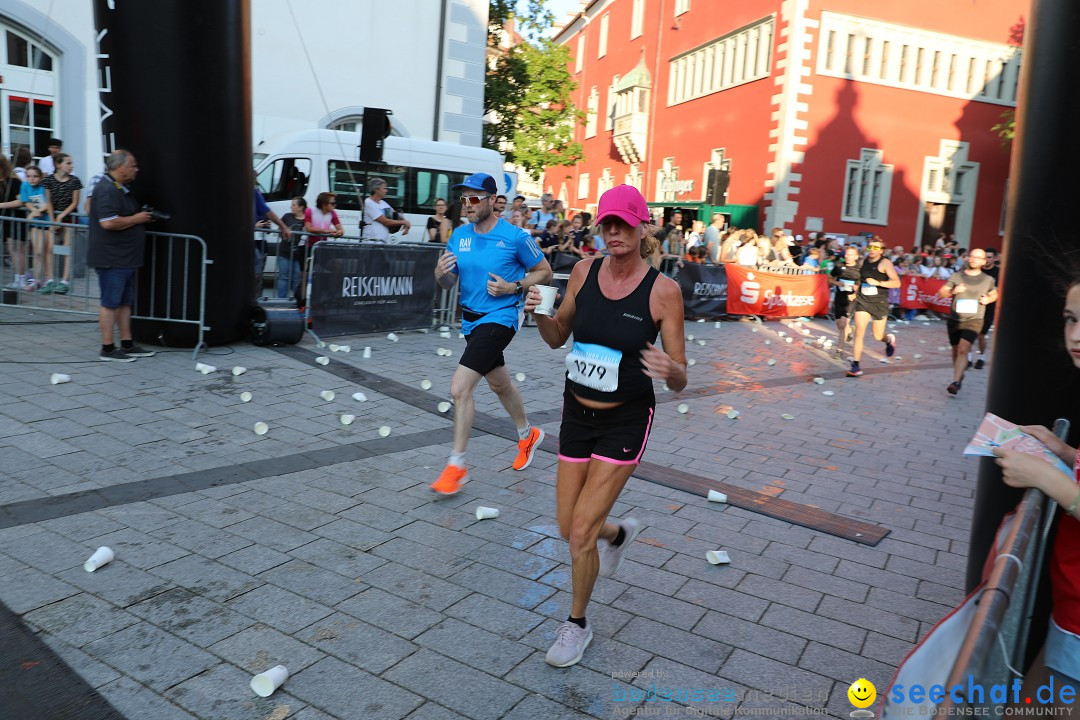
[
  {"xmin": 932, "ymin": 419, "xmax": 1066, "ymax": 714},
  {"xmin": 2, "ymin": 215, "xmax": 210, "ymax": 359}
]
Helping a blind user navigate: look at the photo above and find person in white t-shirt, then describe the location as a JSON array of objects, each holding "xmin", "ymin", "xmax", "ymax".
[{"xmin": 363, "ymin": 177, "xmax": 410, "ymax": 241}]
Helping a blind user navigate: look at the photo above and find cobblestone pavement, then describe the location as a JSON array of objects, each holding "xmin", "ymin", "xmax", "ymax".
[{"xmin": 0, "ymin": 304, "xmax": 989, "ymax": 719}]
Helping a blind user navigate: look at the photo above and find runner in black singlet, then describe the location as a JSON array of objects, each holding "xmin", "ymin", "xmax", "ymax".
[{"xmin": 847, "ymin": 240, "xmax": 901, "ymax": 377}]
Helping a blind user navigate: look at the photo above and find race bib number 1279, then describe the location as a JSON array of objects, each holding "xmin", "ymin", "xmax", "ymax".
[{"xmin": 566, "ymin": 342, "xmax": 621, "ymax": 393}]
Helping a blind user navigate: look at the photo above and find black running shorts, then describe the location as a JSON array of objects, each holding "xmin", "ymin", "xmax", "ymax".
[
  {"xmin": 948, "ymin": 319, "xmax": 982, "ymax": 346},
  {"xmin": 558, "ymin": 387, "xmax": 655, "ymax": 465},
  {"xmin": 459, "ymin": 322, "xmax": 516, "ymax": 376}
]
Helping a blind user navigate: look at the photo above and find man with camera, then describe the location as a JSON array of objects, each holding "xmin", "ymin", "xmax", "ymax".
[
  {"xmin": 362, "ymin": 177, "xmax": 410, "ymax": 241},
  {"xmin": 88, "ymin": 149, "xmax": 158, "ymax": 362}
]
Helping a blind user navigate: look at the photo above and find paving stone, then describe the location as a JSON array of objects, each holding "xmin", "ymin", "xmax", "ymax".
[
  {"xmin": 0, "ymin": 566, "xmax": 82, "ymax": 613},
  {"xmin": 40, "ymin": 512, "xmax": 128, "ymax": 543},
  {"xmin": 335, "ymin": 587, "xmax": 444, "ymax": 640},
  {"xmin": 84, "ymin": 621, "xmax": 219, "ymax": 692},
  {"xmin": 614, "ymin": 616, "xmax": 732, "ymax": 674},
  {"xmin": 3, "ymin": 529, "xmax": 99, "ymax": 573},
  {"xmin": 226, "ymin": 584, "xmax": 334, "ymax": 635},
  {"xmin": 535, "ymin": 564, "xmax": 629, "ymax": 605},
  {"xmin": 149, "ymin": 555, "xmax": 261, "ymax": 603},
  {"xmin": 669, "ymin": 579, "xmax": 770, "ymax": 623},
  {"xmin": 504, "ymin": 651, "xmax": 626, "ymax": 718},
  {"xmin": 501, "ymin": 694, "xmax": 595, "ymax": 720},
  {"xmin": 81, "ymin": 527, "xmax": 191, "ymax": 569},
  {"xmin": 404, "ymin": 703, "xmax": 471, "ymax": 720},
  {"xmin": 385, "ymin": 648, "xmax": 527, "ymax": 720},
  {"xmin": 782, "ymin": 564, "xmax": 870, "ymax": 602},
  {"xmin": 613, "ymin": 586, "xmax": 708, "ymax": 630},
  {"xmin": 217, "ymin": 544, "xmax": 293, "ymax": 575},
  {"xmin": 631, "ymin": 655, "xmax": 745, "ymax": 718},
  {"xmin": 816, "ymin": 595, "xmax": 920, "ymax": 642},
  {"xmin": 24, "ymin": 592, "xmax": 139, "ymax": 648},
  {"xmin": 165, "ymin": 662, "xmax": 306, "ymax": 720},
  {"xmin": 127, "ymin": 587, "xmax": 253, "ymax": 646},
  {"xmin": 372, "ymin": 537, "xmax": 474, "ymax": 578},
  {"xmin": 97, "ymin": 675, "xmax": 199, "ymax": 720},
  {"xmin": 147, "ymin": 518, "xmax": 253, "ymax": 559},
  {"xmin": 414, "ymin": 617, "xmax": 533, "ymax": 676},
  {"xmin": 208, "ymin": 623, "xmax": 325, "ymax": 674},
  {"xmin": 298, "ymin": 611, "xmax": 417, "ymax": 673},
  {"xmin": 338, "ymin": 500, "xmax": 417, "ymax": 532},
  {"xmin": 40, "ymin": 633, "xmax": 124, "ymax": 688},
  {"xmin": 468, "ymin": 541, "xmax": 559, "ymax": 581},
  {"xmin": 312, "ymin": 517, "xmax": 395, "ymax": 552},
  {"xmin": 463, "ymin": 519, "xmax": 548, "ymax": 551},
  {"xmin": 446, "ymin": 562, "xmax": 556, "ymax": 610},
  {"xmin": 719, "ymin": 648, "xmax": 833, "ymax": 701},
  {"xmin": 55, "ymin": 560, "xmax": 174, "ymax": 608},
  {"xmin": 397, "ymin": 519, "xmax": 489, "ymax": 555},
  {"xmin": 732, "ymin": 573, "xmax": 823, "ymax": 613},
  {"xmin": 258, "ymin": 560, "xmax": 367, "ymax": 606},
  {"xmin": 287, "ymin": 537, "xmax": 388, "ymax": 580},
  {"xmin": 362, "ymin": 562, "xmax": 472, "ymax": 612},
  {"xmin": 444, "ymin": 592, "xmax": 545, "ymax": 640},
  {"xmin": 172, "ymin": 497, "xmax": 256, "ymax": 528},
  {"xmin": 797, "ymin": 641, "xmax": 896, "ymax": 687},
  {"xmin": 759, "ymin": 604, "xmax": 866, "ymax": 653},
  {"xmin": 285, "ymin": 656, "xmax": 424, "ymax": 720},
  {"xmin": 227, "ymin": 517, "xmax": 320, "ymax": 553}
]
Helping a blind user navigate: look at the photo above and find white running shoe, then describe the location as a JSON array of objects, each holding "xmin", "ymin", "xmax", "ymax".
[
  {"xmin": 545, "ymin": 619, "xmax": 593, "ymax": 667},
  {"xmin": 597, "ymin": 517, "xmax": 641, "ymax": 577}
]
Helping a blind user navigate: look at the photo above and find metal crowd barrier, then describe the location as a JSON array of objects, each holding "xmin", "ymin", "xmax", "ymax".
[
  {"xmin": 2, "ymin": 215, "xmax": 210, "ymax": 359},
  {"xmin": 757, "ymin": 263, "xmax": 818, "ymax": 275}
]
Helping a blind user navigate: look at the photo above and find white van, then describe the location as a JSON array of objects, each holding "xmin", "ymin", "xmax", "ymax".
[{"xmin": 253, "ymin": 128, "xmax": 509, "ymax": 241}]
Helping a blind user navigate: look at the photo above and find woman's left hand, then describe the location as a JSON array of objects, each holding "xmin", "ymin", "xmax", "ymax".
[{"xmin": 640, "ymin": 342, "xmax": 681, "ymax": 382}]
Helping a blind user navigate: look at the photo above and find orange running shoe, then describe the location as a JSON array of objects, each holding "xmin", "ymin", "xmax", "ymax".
[
  {"xmin": 431, "ymin": 464, "xmax": 468, "ymax": 494},
  {"xmin": 512, "ymin": 427, "xmax": 545, "ymax": 471}
]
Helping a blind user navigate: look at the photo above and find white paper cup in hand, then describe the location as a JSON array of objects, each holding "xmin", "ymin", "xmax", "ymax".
[
  {"xmin": 534, "ymin": 285, "xmax": 558, "ymax": 316},
  {"xmin": 84, "ymin": 546, "xmax": 114, "ymax": 572},
  {"xmin": 475, "ymin": 506, "xmax": 500, "ymax": 520},
  {"xmin": 50, "ymin": 373, "xmax": 71, "ymax": 385},
  {"xmin": 250, "ymin": 665, "xmax": 289, "ymax": 698},
  {"xmin": 707, "ymin": 490, "xmax": 727, "ymax": 503},
  {"xmin": 706, "ymin": 550, "xmax": 731, "ymax": 565}
]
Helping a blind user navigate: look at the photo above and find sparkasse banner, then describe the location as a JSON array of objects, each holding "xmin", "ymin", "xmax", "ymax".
[
  {"xmin": 724, "ymin": 265, "xmax": 829, "ymax": 317},
  {"xmin": 308, "ymin": 242, "xmax": 441, "ymax": 336}
]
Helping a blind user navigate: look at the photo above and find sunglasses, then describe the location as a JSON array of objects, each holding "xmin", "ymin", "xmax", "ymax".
[
  {"xmin": 461, "ymin": 195, "xmax": 490, "ymax": 206},
  {"xmin": 868, "ymin": 245, "xmax": 884, "ymax": 250}
]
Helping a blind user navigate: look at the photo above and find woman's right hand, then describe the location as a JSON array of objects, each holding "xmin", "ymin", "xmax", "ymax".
[{"xmin": 1021, "ymin": 425, "xmax": 1078, "ymax": 466}]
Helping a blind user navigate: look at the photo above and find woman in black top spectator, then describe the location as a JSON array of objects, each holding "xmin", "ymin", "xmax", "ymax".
[
  {"xmin": 0, "ymin": 155, "xmax": 24, "ymax": 289},
  {"xmin": 276, "ymin": 196, "xmax": 306, "ymax": 300},
  {"xmin": 41, "ymin": 153, "xmax": 83, "ymax": 295},
  {"xmin": 427, "ymin": 197, "xmax": 450, "ymax": 244}
]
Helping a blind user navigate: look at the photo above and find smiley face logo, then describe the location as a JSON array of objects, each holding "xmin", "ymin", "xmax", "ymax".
[{"xmin": 847, "ymin": 678, "xmax": 876, "ymax": 709}]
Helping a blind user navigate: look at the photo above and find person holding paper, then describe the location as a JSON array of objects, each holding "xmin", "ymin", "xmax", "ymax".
[
  {"xmin": 937, "ymin": 248, "xmax": 997, "ymax": 395},
  {"xmin": 991, "ymin": 277, "xmax": 1080, "ymax": 707}
]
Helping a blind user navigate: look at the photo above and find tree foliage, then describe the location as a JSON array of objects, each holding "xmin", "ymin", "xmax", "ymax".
[
  {"xmin": 992, "ymin": 109, "xmax": 1015, "ymax": 148},
  {"xmin": 485, "ymin": 1, "xmax": 584, "ymax": 177}
]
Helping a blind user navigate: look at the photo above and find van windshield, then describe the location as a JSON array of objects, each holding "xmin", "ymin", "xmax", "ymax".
[{"xmin": 252, "ymin": 153, "xmax": 267, "ymax": 168}]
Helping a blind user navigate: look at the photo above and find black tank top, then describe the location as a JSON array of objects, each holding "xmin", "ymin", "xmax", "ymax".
[
  {"xmin": 859, "ymin": 256, "xmax": 889, "ymax": 285},
  {"xmin": 568, "ymin": 258, "xmax": 660, "ymax": 401}
]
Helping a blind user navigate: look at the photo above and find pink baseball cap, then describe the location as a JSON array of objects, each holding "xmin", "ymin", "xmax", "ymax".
[{"xmin": 596, "ymin": 185, "xmax": 650, "ymax": 227}]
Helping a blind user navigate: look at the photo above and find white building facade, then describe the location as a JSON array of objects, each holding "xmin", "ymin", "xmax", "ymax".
[{"xmin": 1, "ymin": 0, "xmax": 488, "ymax": 178}]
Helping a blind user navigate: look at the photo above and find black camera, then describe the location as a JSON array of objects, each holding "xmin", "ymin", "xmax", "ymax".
[{"xmin": 141, "ymin": 205, "xmax": 171, "ymax": 222}]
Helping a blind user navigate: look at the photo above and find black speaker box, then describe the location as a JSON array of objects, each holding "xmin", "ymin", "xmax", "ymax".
[{"xmin": 250, "ymin": 300, "xmax": 304, "ymax": 346}]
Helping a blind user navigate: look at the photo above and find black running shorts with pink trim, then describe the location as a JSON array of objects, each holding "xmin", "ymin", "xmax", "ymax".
[{"xmin": 558, "ymin": 387, "xmax": 655, "ymax": 466}]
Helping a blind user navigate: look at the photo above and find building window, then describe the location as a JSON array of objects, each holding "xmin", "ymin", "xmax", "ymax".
[
  {"xmin": 817, "ymin": 12, "xmax": 1021, "ymax": 106},
  {"xmin": 598, "ymin": 15, "xmax": 609, "ymax": 58},
  {"xmin": 578, "ymin": 173, "xmax": 590, "ymax": 200},
  {"xmin": 7, "ymin": 95, "xmax": 55, "ymax": 161},
  {"xmin": 667, "ymin": 17, "xmax": 773, "ymax": 106},
  {"xmin": 606, "ymin": 76, "xmax": 619, "ymax": 131},
  {"xmin": 625, "ymin": 163, "xmax": 642, "ymax": 190},
  {"xmin": 841, "ymin": 148, "xmax": 892, "ymax": 225},
  {"xmin": 585, "ymin": 87, "xmax": 599, "ymax": 138},
  {"xmin": 631, "ymin": 0, "xmax": 645, "ymax": 39},
  {"xmin": 675, "ymin": 0, "xmax": 690, "ymax": 16},
  {"xmin": 5, "ymin": 30, "xmax": 53, "ymax": 70},
  {"xmin": 576, "ymin": 35, "xmax": 584, "ymax": 73},
  {"xmin": 597, "ymin": 168, "xmax": 614, "ymax": 199}
]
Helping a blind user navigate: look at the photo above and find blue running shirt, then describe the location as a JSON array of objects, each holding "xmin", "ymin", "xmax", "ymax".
[{"xmin": 448, "ymin": 218, "xmax": 544, "ymax": 335}]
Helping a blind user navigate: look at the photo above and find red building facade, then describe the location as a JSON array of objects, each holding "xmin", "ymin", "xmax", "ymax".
[{"xmin": 543, "ymin": 0, "xmax": 1024, "ymax": 250}]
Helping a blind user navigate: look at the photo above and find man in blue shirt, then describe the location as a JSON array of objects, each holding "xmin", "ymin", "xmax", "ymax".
[{"xmin": 432, "ymin": 173, "xmax": 552, "ymax": 494}]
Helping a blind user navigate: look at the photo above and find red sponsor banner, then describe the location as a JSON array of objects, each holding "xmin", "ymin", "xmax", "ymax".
[
  {"xmin": 900, "ymin": 276, "xmax": 953, "ymax": 311},
  {"xmin": 724, "ymin": 265, "xmax": 830, "ymax": 317}
]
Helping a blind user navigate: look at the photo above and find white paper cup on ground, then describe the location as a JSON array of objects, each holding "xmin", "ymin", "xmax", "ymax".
[
  {"xmin": 766, "ymin": 359, "xmax": 776, "ymax": 366},
  {"xmin": 515, "ymin": 373, "xmax": 526, "ymax": 382},
  {"xmin": 240, "ymin": 391, "xmax": 253, "ymax": 403},
  {"xmin": 315, "ymin": 356, "xmax": 330, "ymax": 366},
  {"xmin": 475, "ymin": 506, "xmax": 499, "ymax": 520},
  {"xmin": 534, "ymin": 284, "xmax": 558, "ymax": 316},
  {"xmin": 677, "ymin": 403, "xmax": 689, "ymax": 414},
  {"xmin": 196, "ymin": 362, "xmax": 216, "ymax": 374},
  {"xmin": 437, "ymin": 401, "xmax": 451, "ymax": 413},
  {"xmin": 687, "ymin": 335, "xmax": 695, "ymax": 341},
  {"xmin": 232, "ymin": 366, "xmax": 247, "ymax": 376},
  {"xmin": 339, "ymin": 345, "xmax": 351, "ymax": 353},
  {"xmin": 254, "ymin": 422, "xmax": 269, "ymax": 436},
  {"xmin": 84, "ymin": 546, "xmax": 114, "ymax": 572},
  {"xmin": 250, "ymin": 665, "xmax": 289, "ymax": 698},
  {"xmin": 421, "ymin": 380, "xmax": 432, "ymax": 390},
  {"xmin": 726, "ymin": 410, "xmax": 740, "ymax": 419},
  {"xmin": 378, "ymin": 426, "xmax": 391, "ymax": 437},
  {"xmin": 340, "ymin": 414, "xmax": 355, "ymax": 425},
  {"xmin": 320, "ymin": 390, "xmax": 335, "ymax": 401},
  {"xmin": 329, "ymin": 344, "xmax": 340, "ymax": 352},
  {"xmin": 812, "ymin": 377, "xmax": 825, "ymax": 385},
  {"xmin": 440, "ymin": 331, "xmax": 451, "ymax": 339},
  {"xmin": 387, "ymin": 332, "xmax": 399, "ymax": 342},
  {"xmin": 687, "ymin": 359, "xmax": 696, "ymax": 367},
  {"xmin": 707, "ymin": 490, "xmax": 727, "ymax": 503},
  {"xmin": 706, "ymin": 550, "xmax": 731, "ymax": 565},
  {"xmin": 50, "ymin": 373, "xmax": 71, "ymax": 385},
  {"xmin": 363, "ymin": 347, "xmax": 372, "ymax": 358},
  {"xmin": 352, "ymin": 392, "xmax": 368, "ymax": 402}
]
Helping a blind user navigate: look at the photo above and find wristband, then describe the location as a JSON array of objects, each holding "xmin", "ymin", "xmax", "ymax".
[{"xmin": 1067, "ymin": 489, "xmax": 1080, "ymax": 518}]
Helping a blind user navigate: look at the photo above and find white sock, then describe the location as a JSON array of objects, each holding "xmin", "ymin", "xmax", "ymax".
[
  {"xmin": 448, "ymin": 452, "xmax": 465, "ymax": 468},
  {"xmin": 517, "ymin": 424, "xmax": 532, "ymax": 440}
]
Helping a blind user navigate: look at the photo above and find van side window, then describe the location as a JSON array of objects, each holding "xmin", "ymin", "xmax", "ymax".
[
  {"xmin": 412, "ymin": 170, "xmax": 466, "ymax": 214},
  {"xmin": 256, "ymin": 158, "xmax": 311, "ymax": 202},
  {"xmin": 328, "ymin": 161, "xmax": 407, "ymax": 212}
]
